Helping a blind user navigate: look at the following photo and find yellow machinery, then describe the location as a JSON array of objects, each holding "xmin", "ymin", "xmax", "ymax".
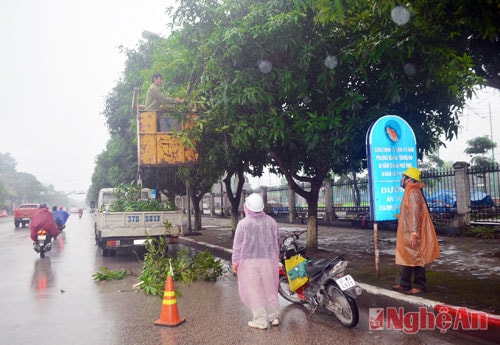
[
  {"xmin": 134, "ymin": 89, "xmax": 199, "ymax": 166},
  {"xmin": 137, "ymin": 111, "xmax": 198, "ymax": 166}
]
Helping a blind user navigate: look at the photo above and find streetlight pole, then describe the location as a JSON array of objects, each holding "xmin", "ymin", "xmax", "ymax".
[
  {"xmin": 142, "ymin": 30, "xmax": 161, "ymax": 40},
  {"xmin": 489, "ymin": 103, "xmax": 495, "ymax": 163},
  {"xmin": 186, "ymin": 181, "xmax": 192, "ymax": 234},
  {"xmin": 220, "ymin": 181, "xmax": 224, "ymax": 218}
]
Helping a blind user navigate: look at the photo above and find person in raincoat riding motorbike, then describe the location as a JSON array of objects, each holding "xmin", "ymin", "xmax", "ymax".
[
  {"xmin": 51, "ymin": 205, "xmax": 69, "ymax": 230},
  {"xmin": 30, "ymin": 204, "xmax": 60, "ymax": 242},
  {"xmin": 231, "ymin": 193, "xmax": 280, "ymax": 329},
  {"xmin": 393, "ymin": 167, "xmax": 440, "ymax": 295}
]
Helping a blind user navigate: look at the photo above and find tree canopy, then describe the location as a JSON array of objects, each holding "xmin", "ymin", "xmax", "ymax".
[
  {"xmin": 0, "ymin": 152, "xmax": 71, "ymax": 209},
  {"xmin": 89, "ymin": 0, "xmax": 496, "ymax": 252},
  {"xmin": 167, "ymin": 0, "xmax": 482, "ymax": 251},
  {"xmin": 465, "ymin": 135, "xmax": 498, "ymax": 167}
]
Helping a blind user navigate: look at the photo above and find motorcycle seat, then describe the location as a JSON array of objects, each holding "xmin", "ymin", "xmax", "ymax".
[
  {"xmin": 305, "ymin": 258, "xmax": 330, "ymax": 277},
  {"xmin": 305, "ymin": 256, "xmax": 345, "ymax": 277}
]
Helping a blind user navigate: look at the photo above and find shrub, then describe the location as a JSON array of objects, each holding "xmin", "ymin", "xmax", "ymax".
[
  {"xmin": 138, "ymin": 235, "xmax": 224, "ymax": 296},
  {"xmin": 465, "ymin": 226, "xmax": 500, "ymax": 239}
]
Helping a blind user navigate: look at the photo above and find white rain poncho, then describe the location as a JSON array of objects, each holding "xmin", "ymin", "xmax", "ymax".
[{"xmin": 231, "ymin": 205, "xmax": 280, "ymax": 309}]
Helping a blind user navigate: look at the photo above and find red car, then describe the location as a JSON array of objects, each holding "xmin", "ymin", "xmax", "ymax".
[
  {"xmin": 14, "ymin": 204, "xmax": 39, "ymax": 227},
  {"xmin": 0, "ymin": 210, "xmax": 8, "ymax": 217}
]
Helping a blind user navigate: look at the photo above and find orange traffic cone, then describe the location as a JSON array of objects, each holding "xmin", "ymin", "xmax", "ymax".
[{"xmin": 154, "ymin": 267, "xmax": 186, "ymax": 327}]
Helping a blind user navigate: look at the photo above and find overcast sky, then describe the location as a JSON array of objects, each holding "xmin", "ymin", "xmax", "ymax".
[
  {"xmin": 439, "ymin": 87, "xmax": 499, "ymax": 162},
  {"xmin": 0, "ymin": 0, "xmax": 175, "ymax": 196},
  {"xmin": 0, "ymin": 1, "xmax": 498, "ymax": 195}
]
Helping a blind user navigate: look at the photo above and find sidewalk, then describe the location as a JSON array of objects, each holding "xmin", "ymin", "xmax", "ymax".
[{"xmin": 179, "ymin": 216, "xmax": 500, "ymax": 344}]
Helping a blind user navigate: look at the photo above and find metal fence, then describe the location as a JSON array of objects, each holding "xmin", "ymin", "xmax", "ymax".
[
  {"xmin": 201, "ymin": 163, "xmax": 500, "ymax": 226},
  {"xmin": 421, "ymin": 168, "xmax": 457, "ymax": 225},
  {"xmin": 467, "ymin": 165, "xmax": 500, "ymax": 224}
]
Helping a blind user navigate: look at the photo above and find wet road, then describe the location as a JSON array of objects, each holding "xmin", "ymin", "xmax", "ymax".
[{"xmin": 0, "ymin": 215, "xmax": 489, "ymax": 344}]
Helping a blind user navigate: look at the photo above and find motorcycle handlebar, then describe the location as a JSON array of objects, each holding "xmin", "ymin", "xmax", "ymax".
[
  {"xmin": 294, "ymin": 230, "xmax": 307, "ymax": 238},
  {"xmin": 281, "ymin": 230, "xmax": 306, "ymax": 243}
]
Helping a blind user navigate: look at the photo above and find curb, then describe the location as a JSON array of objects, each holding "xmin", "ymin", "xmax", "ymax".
[
  {"xmin": 178, "ymin": 236, "xmax": 233, "ymax": 259},
  {"xmin": 179, "ymin": 235, "xmax": 499, "ymax": 344},
  {"xmin": 359, "ymin": 283, "xmax": 500, "ymax": 343}
]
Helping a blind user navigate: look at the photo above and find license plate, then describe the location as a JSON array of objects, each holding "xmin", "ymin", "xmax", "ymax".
[
  {"xmin": 336, "ymin": 274, "xmax": 356, "ymax": 291},
  {"xmin": 38, "ymin": 235, "xmax": 46, "ymax": 240}
]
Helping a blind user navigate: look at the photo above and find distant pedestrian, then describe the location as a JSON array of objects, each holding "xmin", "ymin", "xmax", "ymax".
[
  {"xmin": 231, "ymin": 193, "xmax": 281, "ymax": 329},
  {"xmin": 393, "ymin": 167, "xmax": 440, "ymax": 295}
]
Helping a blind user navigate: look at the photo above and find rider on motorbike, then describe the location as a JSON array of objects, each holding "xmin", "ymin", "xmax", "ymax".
[
  {"xmin": 51, "ymin": 205, "xmax": 69, "ymax": 230},
  {"xmin": 58, "ymin": 205, "xmax": 70, "ymax": 222},
  {"xmin": 30, "ymin": 204, "xmax": 59, "ymax": 242}
]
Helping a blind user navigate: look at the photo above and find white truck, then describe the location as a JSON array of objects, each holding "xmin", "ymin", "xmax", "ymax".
[{"xmin": 94, "ymin": 188, "xmax": 184, "ymax": 256}]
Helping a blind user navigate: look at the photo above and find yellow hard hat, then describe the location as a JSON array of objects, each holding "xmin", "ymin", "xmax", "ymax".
[{"xmin": 403, "ymin": 167, "xmax": 421, "ymax": 181}]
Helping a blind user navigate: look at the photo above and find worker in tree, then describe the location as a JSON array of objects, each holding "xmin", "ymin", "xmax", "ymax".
[{"xmin": 145, "ymin": 73, "xmax": 184, "ymax": 110}]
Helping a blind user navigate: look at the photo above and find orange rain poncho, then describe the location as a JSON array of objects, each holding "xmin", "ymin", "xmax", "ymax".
[{"xmin": 395, "ymin": 181, "xmax": 440, "ymax": 267}]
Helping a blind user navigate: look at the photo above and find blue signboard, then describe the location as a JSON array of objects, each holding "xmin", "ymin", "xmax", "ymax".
[{"xmin": 366, "ymin": 115, "xmax": 417, "ymax": 222}]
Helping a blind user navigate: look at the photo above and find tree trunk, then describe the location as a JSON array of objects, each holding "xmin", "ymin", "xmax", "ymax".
[
  {"xmin": 305, "ymin": 197, "xmax": 319, "ymax": 256},
  {"xmin": 305, "ymin": 215, "xmax": 318, "ymax": 256},
  {"xmin": 190, "ymin": 187, "xmax": 203, "ymax": 231},
  {"xmin": 224, "ymin": 166, "xmax": 245, "ymax": 237},
  {"xmin": 231, "ymin": 211, "xmax": 239, "ymax": 237},
  {"xmin": 267, "ymin": 152, "xmax": 328, "ymax": 255},
  {"xmin": 192, "ymin": 196, "xmax": 202, "ymax": 230}
]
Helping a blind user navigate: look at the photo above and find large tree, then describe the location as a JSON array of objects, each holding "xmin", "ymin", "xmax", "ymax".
[
  {"xmin": 0, "ymin": 153, "xmax": 17, "ymax": 208},
  {"xmin": 465, "ymin": 135, "xmax": 498, "ymax": 168},
  {"xmin": 171, "ymin": 0, "xmax": 481, "ymax": 253},
  {"xmin": 87, "ymin": 38, "xmax": 189, "ymax": 205},
  {"xmin": 90, "ymin": 0, "xmax": 493, "ymax": 253},
  {"xmin": 170, "ymin": 0, "xmax": 271, "ymax": 233},
  {"xmin": 312, "ymin": 0, "xmax": 500, "ymax": 89},
  {"xmin": 0, "ymin": 152, "xmax": 69, "ymax": 208}
]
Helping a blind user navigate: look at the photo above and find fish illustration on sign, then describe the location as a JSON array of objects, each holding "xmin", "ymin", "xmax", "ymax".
[{"xmin": 385, "ymin": 126, "xmax": 399, "ymax": 142}]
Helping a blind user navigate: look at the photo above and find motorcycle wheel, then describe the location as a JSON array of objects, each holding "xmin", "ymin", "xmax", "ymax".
[
  {"xmin": 278, "ymin": 275, "xmax": 305, "ymax": 304},
  {"xmin": 324, "ymin": 282, "xmax": 359, "ymax": 328},
  {"xmin": 40, "ymin": 248, "xmax": 45, "ymax": 258}
]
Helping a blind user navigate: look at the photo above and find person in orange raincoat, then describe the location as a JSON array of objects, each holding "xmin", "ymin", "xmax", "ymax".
[{"xmin": 393, "ymin": 167, "xmax": 440, "ymax": 295}]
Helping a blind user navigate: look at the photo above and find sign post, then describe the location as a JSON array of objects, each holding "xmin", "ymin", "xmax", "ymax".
[{"xmin": 366, "ymin": 115, "xmax": 417, "ymax": 278}]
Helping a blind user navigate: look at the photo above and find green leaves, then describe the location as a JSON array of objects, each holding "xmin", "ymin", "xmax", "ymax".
[
  {"xmin": 86, "ymin": 0, "xmax": 490, "ymax": 254},
  {"xmin": 92, "ymin": 267, "xmax": 127, "ymax": 281},
  {"xmin": 107, "ymin": 184, "xmax": 172, "ymax": 212},
  {"xmin": 138, "ymin": 235, "xmax": 224, "ymax": 296}
]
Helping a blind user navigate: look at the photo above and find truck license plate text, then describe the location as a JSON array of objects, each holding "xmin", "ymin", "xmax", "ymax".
[
  {"xmin": 127, "ymin": 216, "xmax": 140, "ymax": 223},
  {"xmin": 126, "ymin": 215, "xmax": 161, "ymax": 223},
  {"xmin": 145, "ymin": 215, "xmax": 161, "ymax": 222}
]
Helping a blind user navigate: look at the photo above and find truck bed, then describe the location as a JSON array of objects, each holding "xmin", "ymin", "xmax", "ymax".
[{"xmin": 95, "ymin": 211, "xmax": 184, "ymax": 238}]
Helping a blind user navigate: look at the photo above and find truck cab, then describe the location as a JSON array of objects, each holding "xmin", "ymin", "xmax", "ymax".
[{"xmin": 14, "ymin": 203, "xmax": 39, "ymax": 228}]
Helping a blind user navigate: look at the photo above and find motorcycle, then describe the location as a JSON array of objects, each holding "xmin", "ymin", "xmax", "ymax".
[
  {"xmin": 33, "ymin": 229, "xmax": 52, "ymax": 258},
  {"xmin": 278, "ymin": 231, "xmax": 362, "ymax": 328}
]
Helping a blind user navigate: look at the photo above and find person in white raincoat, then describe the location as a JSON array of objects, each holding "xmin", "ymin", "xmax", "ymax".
[{"xmin": 231, "ymin": 193, "xmax": 280, "ymax": 329}]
